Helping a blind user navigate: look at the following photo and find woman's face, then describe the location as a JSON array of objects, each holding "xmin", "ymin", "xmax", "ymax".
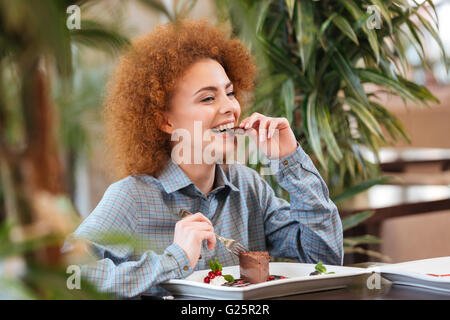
[{"xmin": 164, "ymin": 58, "xmax": 241, "ymax": 164}]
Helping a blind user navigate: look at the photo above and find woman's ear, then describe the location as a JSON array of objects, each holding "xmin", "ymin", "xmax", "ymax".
[
  {"xmin": 161, "ymin": 123, "xmax": 173, "ymax": 135},
  {"xmin": 160, "ymin": 114, "xmax": 174, "ymax": 135}
]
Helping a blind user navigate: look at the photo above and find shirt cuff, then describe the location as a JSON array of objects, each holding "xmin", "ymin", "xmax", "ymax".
[
  {"xmin": 269, "ymin": 142, "xmax": 310, "ymax": 175},
  {"xmin": 163, "ymin": 243, "xmax": 193, "ymax": 279}
]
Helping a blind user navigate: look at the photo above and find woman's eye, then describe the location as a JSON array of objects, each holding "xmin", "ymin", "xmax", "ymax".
[
  {"xmin": 201, "ymin": 92, "xmax": 234, "ymax": 103},
  {"xmin": 201, "ymin": 97, "xmax": 214, "ymax": 102}
]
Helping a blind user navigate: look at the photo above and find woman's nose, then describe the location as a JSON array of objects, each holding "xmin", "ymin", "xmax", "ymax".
[{"xmin": 218, "ymin": 94, "xmax": 237, "ymax": 114}]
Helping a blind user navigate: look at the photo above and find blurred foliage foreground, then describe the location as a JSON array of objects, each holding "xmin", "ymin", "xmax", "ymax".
[
  {"xmin": 0, "ymin": 0, "xmax": 448, "ymax": 299},
  {"xmin": 0, "ymin": 0, "xmax": 130, "ymax": 298}
]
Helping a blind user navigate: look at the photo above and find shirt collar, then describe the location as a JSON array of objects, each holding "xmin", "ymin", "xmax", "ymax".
[
  {"xmin": 158, "ymin": 159, "xmax": 239, "ymax": 194},
  {"xmin": 215, "ymin": 163, "xmax": 240, "ymax": 193}
]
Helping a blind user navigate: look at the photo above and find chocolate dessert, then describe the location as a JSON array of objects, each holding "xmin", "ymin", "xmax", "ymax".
[{"xmin": 238, "ymin": 251, "xmax": 270, "ymax": 284}]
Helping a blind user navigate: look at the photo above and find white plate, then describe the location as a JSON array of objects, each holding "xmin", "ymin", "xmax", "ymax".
[
  {"xmin": 160, "ymin": 262, "xmax": 367, "ymax": 300},
  {"xmin": 375, "ymin": 256, "xmax": 450, "ymax": 293}
]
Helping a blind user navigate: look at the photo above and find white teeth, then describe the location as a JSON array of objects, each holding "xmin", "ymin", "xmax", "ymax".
[{"xmin": 213, "ymin": 122, "xmax": 235, "ymax": 132}]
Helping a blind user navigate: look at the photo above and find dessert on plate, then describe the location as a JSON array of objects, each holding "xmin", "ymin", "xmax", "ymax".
[
  {"xmin": 202, "ymin": 253, "xmax": 287, "ymax": 287},
  {"xmin": 239, "ymin": 251, "xmax": 270, "ymax": 284}
]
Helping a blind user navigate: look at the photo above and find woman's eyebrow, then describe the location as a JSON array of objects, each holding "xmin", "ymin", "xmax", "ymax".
[{"xmin": 193, "ymin": 81, "xmax": 233, "ymax": 96}]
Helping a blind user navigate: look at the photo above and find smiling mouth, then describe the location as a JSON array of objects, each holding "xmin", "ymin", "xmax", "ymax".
[
  {"xmin": 211, "ymin": 127, "xmax": 247, "ymax": 135},
  {"xmin": 211, "ymin": 122, "xmax": 235, "ymax": 133},
  {"xmin": 212, "ymin": 127, "xmax": 233, "ymax": 134},
  {"xmin": 211, "ymin": 123, "xmax": 247, "ymax": 135}
]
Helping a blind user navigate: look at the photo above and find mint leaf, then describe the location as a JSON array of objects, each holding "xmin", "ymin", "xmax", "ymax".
[
  {"xmin": 214, "ymin": 258, "xmax": 222, "ymax": 272},
  {"xmin": 209, "ymin": 260, "xmax": 216, "ymax": 272},
  {"xmin": 223, "ymin": 274, "xmax": 234, "ymax": 282},
  {"xmin": 209, "ymin": 258, "xmax": 223, "ymax": 272},
  {"xmin": 315, "ymin": 261, "xmax": 327, "ymax": 274}
]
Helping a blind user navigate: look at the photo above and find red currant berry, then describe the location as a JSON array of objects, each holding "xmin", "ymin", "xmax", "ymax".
[
  {"xmin": 267, "ymin": 275, "xmax": 275, "ymax": 281},
  {"xmin": 280, "ymin": 276, "xmax": 286, "ymax": 279},
  {"xmin": 204, "ymin": 276, "xmax": 210, "ymax": 283},
  {"xmin": 209, "ymin": 274, "xmax": 215, "ymax": 279},
  {"xmin": 208, "ymin": 271, "xmax": 215, "ymax": 278},
  {"xmin": 215, "ymin": 270, "xmax": 222, "ymax": 276},
  {"xmin": 237, "ymin": 280, "xmax": 244, "ymax": 284}
]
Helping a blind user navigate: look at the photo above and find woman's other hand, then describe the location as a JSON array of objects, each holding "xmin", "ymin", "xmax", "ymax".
[{"xmin": 173, "ymin": 212, "xmax": 216, "ymax": 268}]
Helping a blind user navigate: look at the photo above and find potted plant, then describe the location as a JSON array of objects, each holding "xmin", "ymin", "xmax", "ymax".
[{"xmin": 213, "ymin": 0, "xmax": 447, "ymax": 261}]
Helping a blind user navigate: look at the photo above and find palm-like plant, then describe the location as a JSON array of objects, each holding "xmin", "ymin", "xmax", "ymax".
[
  {"xmin": 0, "ymin": 0, "xmax": 206, "ymax": 299},
  {"xmin": 213, "ymin": 0, "xmax": 447, "ymax": 262},
  {"xmin": 0, "ymin": 0, "xmax": 129, "ymax": 297},
  {"xmin": 0, "ymin": 0, "xmax": 129, "ymax": 220},
  {"xmin": 214, "ymin": 0, "xmax": 446, "ymax": 196}
]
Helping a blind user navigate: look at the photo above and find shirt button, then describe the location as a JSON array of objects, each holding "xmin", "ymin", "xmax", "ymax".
[
  {"xmin": 183, "ymin": 265, "xmax": 189, "ymax": 271},
  {"xmin": 283, "ymin": 159, "xmax": 288, "ymax": 165}
]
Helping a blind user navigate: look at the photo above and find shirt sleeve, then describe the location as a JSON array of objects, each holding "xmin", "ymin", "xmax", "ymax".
[
  {"xmin": 65, "ymin": 182, "xmax": 192, "ymax": 298},
  {"xmin": 259, "ymin": 143, "xmax": 343, "ymax": 265}
]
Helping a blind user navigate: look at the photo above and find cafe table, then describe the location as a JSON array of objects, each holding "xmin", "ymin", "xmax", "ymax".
[
  {"xmin": 140, "ymin": 262, "xmax": 450, "ymax": 300},
  {"xmin": 274, "ymin": 262, "xmax": 450, "ymax": 300}
]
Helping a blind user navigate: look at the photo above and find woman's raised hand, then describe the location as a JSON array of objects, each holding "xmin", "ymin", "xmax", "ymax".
[
  {"xmin": 173, "ymin": 212, "xmax": 216, "ymax": 269},
  {"xmin": 238, "ymin": 112, "xmax": 298, "ymax": 159}
]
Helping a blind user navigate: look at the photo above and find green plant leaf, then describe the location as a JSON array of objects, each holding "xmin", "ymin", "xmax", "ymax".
[
  {"xmin": 342, "ymin": 211, "xmax": 374, "ymax": 231},
  {"xmin": 70, "ymin": 20, "xmax": 130, "ymax": 56},
  {"xmin": 398, "ymin": 76, "xmax": 439, "ymax": 105},
  {"xmin": 317, "ymin": 101, "xmax": 343, "ymax": 162},
  {"xmin": 257, "ymin": 34, "xmax": 312, "ymax": 90},
  {"xmin": 327, "ymin": 46, "xmax": 369, "ymax": 108},
  {"xmin": 315, "ymin": 261, "xmax": 327, "ymax": 274},
  {"xmin": 209, "ymin": 258, "xmax": 222, "ymax": 272},
  {"xmin": 343, "ymin": 235, "xmax": 382, "ymax": 247},
  {"xmin": 209, "ymin": 260, "xmax": 215, "ymax": 272},
  {"xmin": 223, "ymin": 274, "xmax": 234, "ymax": 282},
  {"xmin": 364, "ymin": 27, "xmax": 380, "ymax": 65},
  {"xmin": 416, "ymin": 11, "xmax": 448, "ymax": 72},
  {"xmin": 255, "ymin": 0, "xmax": 272, "ymax": 33},
  {"xmin": 371, "ymin": 0, "xmax": 393, "ymax": 33},
  {"xmin": 318, "ymin": 13, "xmax": 337, "ymax": 50},
  {"xmin": 358, "ymin": 68, "xmax": 438, "ymax": 106},
  {"xmin": 333, "ymin": 176, "xmax": 392, "ymax": 203},
  {"xmin": 338, "ymin": 0, "xmax": 363, "ymax": 21},
  {"xmin": 0, "ymin": 278, "xmax": 37, "ymax": 299},
  {"xmin": 294, "ymin": 0, "xmax": 315, "ymax": 72},
  {"xmin": 370, "ymin": 101, "xmax": 411, "ymax": 143},
  {"xmin": 331, "ymin": 15, "xmax": 359, "ymax": 45},
  {"xmin": 285, "ymin": 0, "xmax": 295, "ymax": 21},
  {"xmin": 338, "ymin": 0, "xmax": 379, "ymax": 62},
  {"xmin": 356, "ymin": 69, "xmax": 415, "ymax": 103},
  {"xmin": 281, "ymin": 79, "xmax": 295, "ymax": 125},
  {"xmin": 344, "ymin": 97, "xmax": 383, "ymax": 138},
  {"xmin": 305, "ymin": 91, "xmax": 326, "ymax": 169}
]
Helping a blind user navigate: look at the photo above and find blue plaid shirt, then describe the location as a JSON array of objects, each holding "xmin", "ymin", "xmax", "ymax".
[{"xmin": 70, "ymin": 144, "xmax": 343, "ymax": 298}]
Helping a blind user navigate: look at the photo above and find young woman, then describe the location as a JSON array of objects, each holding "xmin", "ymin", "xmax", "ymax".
[{"xmin": 70, "ymin": 19, "xmax": 343, "ymax": 298}]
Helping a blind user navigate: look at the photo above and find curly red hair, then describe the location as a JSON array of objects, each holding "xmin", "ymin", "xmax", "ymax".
[{"xmin": 104, "ymin": 19, "xmax": 258, "ymax": 179}]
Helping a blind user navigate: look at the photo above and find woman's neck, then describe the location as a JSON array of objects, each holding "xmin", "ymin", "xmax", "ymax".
[{"xmin": 178, "ymin": 162, "xmax": 216, "ymax": 196}]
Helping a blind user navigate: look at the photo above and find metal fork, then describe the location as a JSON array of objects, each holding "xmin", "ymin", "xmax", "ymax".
[{"xmin": 178, "ymin": 209, "xmax": 248, "ymax": 256}]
